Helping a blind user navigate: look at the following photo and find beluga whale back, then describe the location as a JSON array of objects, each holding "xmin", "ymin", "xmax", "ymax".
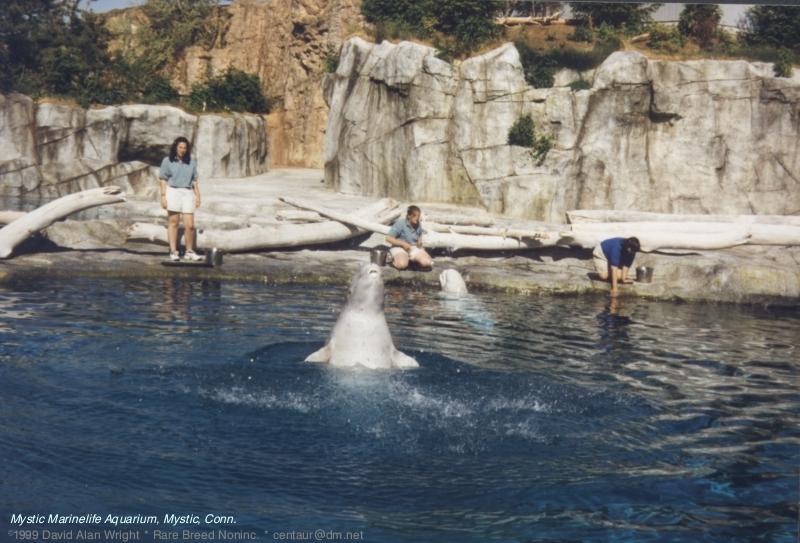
[{"xmin": 305, "ymin": 263, "xmax": 418, "ymax": 369}]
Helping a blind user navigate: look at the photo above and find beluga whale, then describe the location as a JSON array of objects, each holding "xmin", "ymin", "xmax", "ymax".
[
  {"xmin": 439, "ymin": 269, "xmax": 468, "ymax": 297},
  {"xmin": 305, "ymin": 263, "xmax": 419, "ymax": 369}
]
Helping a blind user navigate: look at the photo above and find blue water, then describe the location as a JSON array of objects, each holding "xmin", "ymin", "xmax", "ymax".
[{"xmin": 0, "ymin": 278, "xmax": 798, "ymax": 542}]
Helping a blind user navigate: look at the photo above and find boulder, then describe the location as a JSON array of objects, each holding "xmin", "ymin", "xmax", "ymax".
[
  {"xmin": 0, "ymin": 96, "xmax": 269, "ymax": 198},
  {"xmin": 325, "ymin": 39, "xmax": 800, "ymax": 221}
]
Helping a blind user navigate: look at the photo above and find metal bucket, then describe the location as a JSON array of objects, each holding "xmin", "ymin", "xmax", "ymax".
[
  {"xmin": 206, "ymin": 247, "xmax": 223, "ymax": 268},
  {"xmin": 370, "ymin": 247, "xmax": 388, "ymax": 266},
  {"xmin": 636, "ymin": 265, "xmax": 653, "ymax": 283}
]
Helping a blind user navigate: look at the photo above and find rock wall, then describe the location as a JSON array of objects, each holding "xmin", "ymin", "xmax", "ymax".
[
  {"xmin": 324, "ymin": 38, "xmax": 800, "ymax": 221},
  {"xmin": 170, "ymin": 0, "xmax": 364, "ymax": 169},
  {"xmin": 0, "ymin": 93, "xmax": 268, "ymax": 198}
]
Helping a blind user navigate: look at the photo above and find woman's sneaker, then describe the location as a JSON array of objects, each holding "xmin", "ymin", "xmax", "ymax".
[
  {"xmin": 169, "ymin": 251, "xmax": 180, "ymax": 262},
  {"xmin": 184, "ymin": 250, "xmax": 203, "ymax": 262}
]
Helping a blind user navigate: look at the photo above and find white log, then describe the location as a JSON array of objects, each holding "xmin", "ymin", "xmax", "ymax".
[
  {"xmin": 568, "ymin": 221, "xmax": 800, "ymax": 246},
  {"xmin": 280, "ymin": 196, "xmax": 560, "ymax": 251},
  {"xmin": 559, "ymin": 229, "xmax": 751, "ymax": 252},
  {"xmin": 420, "ymin": 211, "xmax": 495, "ymax": 227},
  {"xmin": 0, "ymin": 187, "xmax": 126, "ymax": 259},
  {"xmin": 128, "ymin": 199, "xmax": 401, "ymax": 252},
  {"xmin": 275, "ymin": 210, "xmax": 324, "ymax": 223},
  {"xmin": 0, "ymin": 211, "xmax": 26, "ymax": 224},
  {"xmin": 424, "ymin": 221, "xmax": 549, "ymax": 239},
  {"xmin": 567, "ymin": 209, "xmax": 800, "ymax": 227}
]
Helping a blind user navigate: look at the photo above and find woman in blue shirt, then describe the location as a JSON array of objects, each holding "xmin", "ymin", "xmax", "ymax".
[{"xmin": 159, "ymin": 137, "xmax": 202, "ymax": 261}]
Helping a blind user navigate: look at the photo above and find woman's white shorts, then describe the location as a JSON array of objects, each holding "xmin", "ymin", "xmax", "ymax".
[{"xmin": 166, "ymin": 186, "xmax": 195, "ymax": 214}]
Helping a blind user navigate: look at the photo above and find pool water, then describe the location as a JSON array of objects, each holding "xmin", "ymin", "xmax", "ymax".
[{"xmin": 0, "ymin": 278, "xmax": 798, "ymax": 542}]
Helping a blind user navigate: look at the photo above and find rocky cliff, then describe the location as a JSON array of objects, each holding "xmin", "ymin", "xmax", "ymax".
[
  {"xmin": 324, "ymin": 38, "xmax": 800, "ymax": 221},
  {"xmin": 170, "ymin": 0, "xmax": 364, "ymax": 168},
  {"xmin": 0, "ymin": 93, "xmax": 268, "ymax": 198}
]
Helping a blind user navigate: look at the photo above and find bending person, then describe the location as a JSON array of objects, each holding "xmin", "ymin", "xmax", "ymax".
[
  {"xmin": 159, "ymin": 137, "xmax": 202, "ymax": 261},
  {"xmin": 386, "ymin": 205, "xmax": 433, "ymax": 270},
  {"xmin": 593, "ymin": 237, "xmax": 640, "ymax": 297}
]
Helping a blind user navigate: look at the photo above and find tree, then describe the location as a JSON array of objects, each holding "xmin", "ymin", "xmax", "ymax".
[
  {"xmin": 138, "ymin": 0, "xmax": 218, "ymax": 71},
  {"xmin": 678, "ymin": 4, "xmax": 721, "ymax": 49},
  {"xmin": 361, "ymin": 0, "xmax": 500, "ymax": 55},
  {"xmin": 0, "ymin": 0, "xmax": 112, "ymax": 95},
  {"xmin": 189, "ymin": 68, "xmax": 268, "ymax": 113},
  {"xmin": 569, "ymin": 2, "xmax": 661, "ymax": 32},
  {"xmin": 740, "ymin": 5, "xmax": 800, "ymax": 51}
]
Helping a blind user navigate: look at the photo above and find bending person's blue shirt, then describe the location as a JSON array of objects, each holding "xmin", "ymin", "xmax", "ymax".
[{"xmin": 601, "ymin": 237, "xmax": 636, "ymax": 268}]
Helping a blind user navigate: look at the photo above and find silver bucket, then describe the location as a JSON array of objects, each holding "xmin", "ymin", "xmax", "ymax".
[
  {"xmin": 370, "ymin": 247, "xmax": 388, "ymax": 266},
  {"xmin": 636, "ymin": 265, "xmax": 653, "ymax": 283},
  {"xmin": 206, "ymin": 247, "xmax": 223, "ymax": 268}
]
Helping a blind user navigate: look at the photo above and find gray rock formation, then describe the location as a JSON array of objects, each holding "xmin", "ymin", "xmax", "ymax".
[
  {"xmin": 0, "ymin": 93, "xmax": 269, "ymax": 198},
  {"xmin": 324, "ymin": 38, "xmax": 800, "ymax": 221}
]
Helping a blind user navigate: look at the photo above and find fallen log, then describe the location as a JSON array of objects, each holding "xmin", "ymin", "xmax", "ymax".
[
  {"xmin": 560, "ymin": 229, "xmax": 751, "ymax": 252},
  {"xmin": 128, "ymin": 198, "xmax": 401, "ymax": 252},
  {"xmin": 424, "ymin": 221, "xmax": 548, "ymax": 239},
  {"xmin": 280, "ymin": 196, "xmax": 560, "ymax": 251},
  {"xmin": 275, "ymin": 210, "xmax": 324, "ymax": 223},
  {"xmin": 568, "ymin": 221, "xmax": 800, "ymax": 246},
  {"xmin": 421, "ymin": 212, "xmax": 495, "ymax": 227},
  {"xmin": 567, "ymin": 209, "xmax": 800, "ymax": 227},
  {"xmin": 0, "ymin": 211, "xmax": 26, "ymax": 225},
  {"xmin": 0, "ymin": 187, "xmax": 126, "ymax": 259}
]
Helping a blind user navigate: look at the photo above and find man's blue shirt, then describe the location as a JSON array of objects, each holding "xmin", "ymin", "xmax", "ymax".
[
  {"xmin": 601, "ymin": 237, "xmax": 635, "ymax": 268},
  {"xmin": 389, "ymin": 218, "xmax": 423, "ymax": 245}
]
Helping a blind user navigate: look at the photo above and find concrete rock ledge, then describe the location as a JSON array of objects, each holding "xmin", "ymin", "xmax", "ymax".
[{"xmin": 1, "ymin": 244, "xmax": 798, "ymax": 307}]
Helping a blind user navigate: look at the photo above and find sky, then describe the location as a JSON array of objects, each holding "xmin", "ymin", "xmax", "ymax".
[{"xmin": 81, "ymin": 1, "xmax": 752, "ymax": 28}]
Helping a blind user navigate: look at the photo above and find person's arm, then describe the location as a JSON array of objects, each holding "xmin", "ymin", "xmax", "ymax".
[
  {"xmin": 610, "ymin": 265, "xmax": 619, "ymax": 297},
  {"xmin": 158, "ymin": 158, "xmax": 170, "ymax": 209},
  {"xmin": 621, "ymin": 266, "xmax": 633, "ymax": 283},
  {"xmin": 193, "ymin": 180, "xmax": 201, "ymax": 208},
  {"xmin": 159, "ymin": 179, "xmax": 167, "ymax": 209},
  {"xmin": 386, "ymin": 235, "xmax": 412, "ymax": 251}
]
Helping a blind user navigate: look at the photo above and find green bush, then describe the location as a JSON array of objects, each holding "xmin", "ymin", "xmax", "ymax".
[
  {"xmin": 647, "ymin": 24, "xmax": 686, "ymax": 54},
  {"xmin": 361, "ymin": 0, "xmax": 500, "ymax": 56},
  {"xmin": 515, "ymin": 41, "xmax": 557, "ymax": 88},
  {"xmin": 774, "ymin": 48, "xmax": 795, "ymax": 77},
  {"xmin": 324, "ymin": 45, "xmax": 340, "ymax": 73},
  {"xmin": 508, "ymin": 114, "xmax": 535, "ymax": 147},
  {"xmin": 515, "ymin": 36, "xmax": 620, "ymax": 88},
  {"xmin": 189, "ymin": 68, "xmax": 269, "ymax": 113},
  {"xmin": 532, "ymin": 133, "xmax": 553, "ymax": 164},
  {"xmin": 569, "ymin": 2, "xmax": 661, "ymax": 34},
  {"xmin": 740, "ymin": 5, "xmax": 800, "ymax": 51},
  {"xmin": 569, "ymin": 25, "xmax": 594, "ymax": 43},
  {"xmin": 569, "ymin": 78, "xmax": 592, "ymax": 91}
]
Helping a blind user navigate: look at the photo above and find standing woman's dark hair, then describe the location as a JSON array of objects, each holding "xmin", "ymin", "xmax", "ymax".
[{"xmin": 169, "ymin": 137, "xmax": 192, "ymax": 164}]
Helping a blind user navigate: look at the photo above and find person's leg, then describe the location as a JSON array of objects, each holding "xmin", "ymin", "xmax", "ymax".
[
  {"xmin": 410, "ymin": 247, "xmax": 433, "ymax": 268},
  {"xmin": 390, "ymin": 247, "xmax": 409, "ymax": 270},
  {"xmin": 593, "ymin": 246, "xmax": 608, "ymax": 280},
  {"xmin": 183, "ymin": 213, "xmax": 195, "ymax": 252},
  {"xmin": 167, "ymin": 212, "xmax": 180, "ymax": 253}
]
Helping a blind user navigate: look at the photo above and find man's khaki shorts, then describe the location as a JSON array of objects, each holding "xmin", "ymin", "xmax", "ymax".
[
  {"xmin": 390, "ymin": 246, "xmax": 422, "ymax": 260},
  {"xmin": 592, "ymin": 244, "xmax": 608, "ymax": 274}
]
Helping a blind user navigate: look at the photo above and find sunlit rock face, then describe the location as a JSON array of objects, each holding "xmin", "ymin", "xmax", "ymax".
[
  {"xmin": 325, "ymin": 39, "xmax": 800, "ymax": 221},
  {"xmin": 0, "ymin": 94, "xmax": 268, "ymax": 198}
]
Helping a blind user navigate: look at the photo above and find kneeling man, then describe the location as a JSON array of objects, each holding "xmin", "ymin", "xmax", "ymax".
[
  {"xmin": 386, "ymin": 205, "xmax": 433, "ymax": 270},
  {"xmin": 593, "ymin": 236, "xmax": 640, "ymax": 296}
]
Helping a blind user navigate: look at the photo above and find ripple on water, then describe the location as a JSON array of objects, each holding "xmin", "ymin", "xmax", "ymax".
[{"xmin": 0, "ymin": 278, "xmax": 798, "ymax": 542}]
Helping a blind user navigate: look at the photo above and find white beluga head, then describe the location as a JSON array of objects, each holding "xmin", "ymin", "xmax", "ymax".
[
  {"xmin": 439, "ymin": 268, "xmax": 468, "ymax": 297},
  {"xmin": 305, "ymin": 263, "xmax": 418, "ymax": 370}
]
